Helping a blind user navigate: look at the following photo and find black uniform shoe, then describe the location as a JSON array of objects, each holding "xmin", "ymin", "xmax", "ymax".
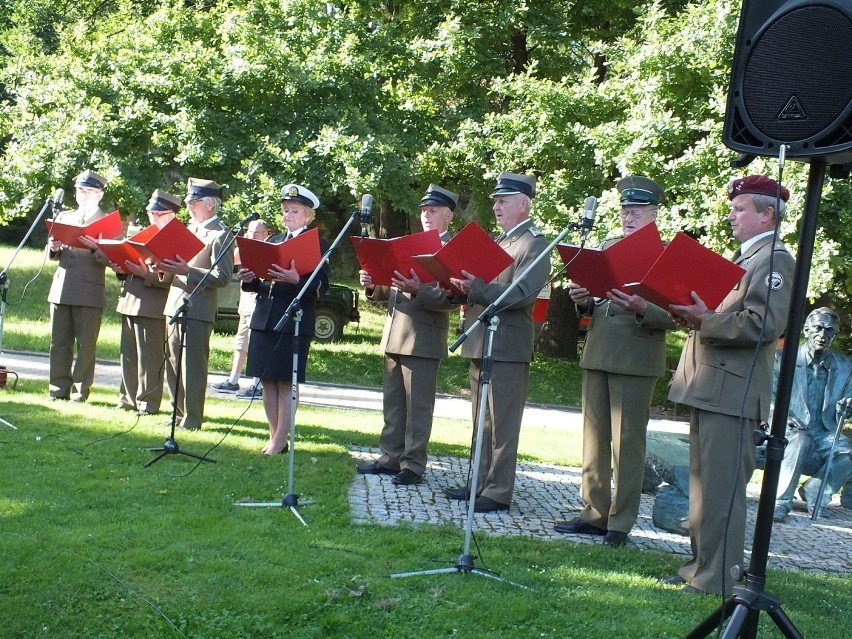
[
  {"xmin": 659, "ymin": 575, "xmax": 686, "ymax": 585},
  {"xmin": 553, "ymin": 517, "xmax": 607, "ymax": 536},
  {"xmin": 356, "ymin": 460, "xmax": 398, "ymax": 475},
  {"xmin": 473, "ymin": 496, "xmax": 510, "ymax": 513},
  {"xmin": 444, "ymin": 486, "xmax": 473, "ymax": 500},
  {"xmin": 391, "ymin": 469, "xmax": 423, "ymax": 485},
  {"xmin": 602, "ymin": 530, "xmax": 629, "ymax": 547}
]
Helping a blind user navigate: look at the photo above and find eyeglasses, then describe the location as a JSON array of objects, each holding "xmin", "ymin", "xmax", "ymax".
[{"xmin": 620, "ymin": 209, "xmax": 648, "ymax": 220}]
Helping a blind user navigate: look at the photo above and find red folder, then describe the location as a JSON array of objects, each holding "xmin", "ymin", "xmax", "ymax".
[
  {"xmin": 95, "ymin": 239, "xmax": 146, "ymax": 274},
  {"xmin": 624, "ymin": 232, "xmax": 746, "ymax": 310},
  {"xmin": 557, "ymin": 222, "xmax": 665, "ymax": 298},
  {"xmin": 412, "ymin": 222, "xmax": 514, "ymax": 292},
  {"xmin": 237, "ymin": 227, "xmax": 323, "ymax": 277},
  {"xmin": 126, "ymin": 217, "xmax": 204, "ymax": 265},
  {"xmin": 45, "ymin": 210, "xmax": 123, "ymax": 249},
  {"xmin": 350, "ymin": 230, "xmax": 442, "ymax": 286}
]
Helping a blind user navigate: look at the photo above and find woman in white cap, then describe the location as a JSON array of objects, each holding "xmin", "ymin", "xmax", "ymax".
[{"xmin": 237, "ymin": 184, "xmax": 329, "ymax": 455}]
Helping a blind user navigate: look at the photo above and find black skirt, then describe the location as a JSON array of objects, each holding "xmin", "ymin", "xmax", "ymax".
[{"xmin": 246, "ymin": 329, "xmax": 312, "ymax": 382}]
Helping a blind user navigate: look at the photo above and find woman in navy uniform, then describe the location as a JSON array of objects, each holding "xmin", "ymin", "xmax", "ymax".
[{"xmin": 237, "ymin": 184, "xmax": 329, "ymax": 456}]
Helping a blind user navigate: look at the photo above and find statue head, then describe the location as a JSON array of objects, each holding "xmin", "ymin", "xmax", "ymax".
[{"xmin": 803, "ymin": 307, "xmax": 841, "ymax": 359}]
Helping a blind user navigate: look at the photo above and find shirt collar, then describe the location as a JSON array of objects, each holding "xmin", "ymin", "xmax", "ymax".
[{"xmin": 739, "ymin": 230, "xmax": 774, "ymax": 256}]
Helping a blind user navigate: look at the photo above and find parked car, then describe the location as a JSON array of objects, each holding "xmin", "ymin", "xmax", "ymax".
[{"xmin": 216, "ymin": 277, "xmax": 360, "ymax": 342}]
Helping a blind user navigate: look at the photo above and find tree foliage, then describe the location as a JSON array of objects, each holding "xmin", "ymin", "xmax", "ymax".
[{"xmin": 2, "ymin": 0, "xmax": 852, "ymax": 353}]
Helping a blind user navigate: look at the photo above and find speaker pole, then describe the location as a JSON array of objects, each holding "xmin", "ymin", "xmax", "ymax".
[{"xmin": 685, "ymin": 160, "xmax": 825, "ymax": 639}]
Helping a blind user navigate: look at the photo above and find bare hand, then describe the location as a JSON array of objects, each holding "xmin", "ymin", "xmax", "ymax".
[
  {"xmin": 77, "ymin": 235, "xmax": 99, "ymax": 251},
  {"xmin": 159, "ymin": 255, "xmax": 190, "ymax": 275},
  {"xmin": 568, "ymin": 282, "xmax": 591, "ymax": 306},
  {"xmin": 48, "ymin": 237, "xmax": 63, "ymax": 252},
  {"xmin": 449, "ymin": 269, "xmax": 476, "ymax": 294},
  {"xmin": 391, "ymin": 268, "xmax": 422, "ymax": 294},
  {"xmin": 359, "ymin": 269, "xmax": 374, "ymax": 288},
  {"xmin": 236, "ymin": 267, "xmax": 257, "ymax": 282},
  {"xmin": 669, "ymin": 291, "xmax": 708, "ymax": 329},
  {"xmin": 607, "ymin": 288, "xmax": 647, "ymax": 315},
  {"xmin": 124, "ymin": 258, "xmax": 150, "ymax": 277},
  {"xmin": 268, "ymin": 260, "xmax": 299, "ymax": 285}
]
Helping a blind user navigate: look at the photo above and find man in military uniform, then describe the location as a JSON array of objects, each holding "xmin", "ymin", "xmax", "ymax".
[
  {"xmin": 555, "ymin": 176, "xmax": 676, "ymax": 547},
  {"xmin": 46, "ymin": 169, "xmax": 112, "ymax": 402},
  {"xmin": 114, "ymin": 190, "xmax": 181, "ymax": 416},
  {"xmin": 772, "ymin": 307, "xmax": 852, "ymax": 522},
  {"xmin": 666, "ymin": 175, "xmax": 795, "ymax": 595},
  {"xmin": 356, "ymin": 184, "xmax": 459, "ymax": 486},
  {"xmin": 445, "ymin": 171, "xmax": 550, "ymax": 512},
  {"xmin": 160, "ymin": 178, "xmax": 235, "ymax": 430}
]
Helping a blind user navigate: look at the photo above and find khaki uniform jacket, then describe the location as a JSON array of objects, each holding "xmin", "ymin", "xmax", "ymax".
[
  {"xmin": 47, "ymin": 208, "xmax": 111, "ymax": 308},
  {"xmin": 162, "ymin": 218, "xmax": 234, "ymax": 323},
  {"xmin": 459, "ymin": 219, "xmax": 550, "ymax": 362},
  {"xmin": 669, "ymin": 235, "xmax": 795, "ymax": 420},
  {"xmin": 116, "ymin": 270, "xmax": 171, "ymax": 319},
  {"xmin": 368, "ymin": 284, "xmax": 454, "ymax": 360}
]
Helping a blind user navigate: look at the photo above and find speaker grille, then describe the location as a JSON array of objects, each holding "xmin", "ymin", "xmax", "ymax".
[{"xmin": 742, "ymin": 6, "xmax": 852, "ymax": 144}]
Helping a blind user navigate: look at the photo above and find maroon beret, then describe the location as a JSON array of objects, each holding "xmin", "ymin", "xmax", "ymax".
[{"xmin": 727, "ymin": 175, "xmax": 790, "ymax": 202}]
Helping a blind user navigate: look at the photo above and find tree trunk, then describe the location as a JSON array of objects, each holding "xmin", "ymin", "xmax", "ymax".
[{"xmin": 537, "ymin": 284, "xmax": 580, "ymax": 360}]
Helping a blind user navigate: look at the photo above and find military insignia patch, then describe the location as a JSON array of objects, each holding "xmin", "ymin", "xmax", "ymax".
[{"xmin": 765, "ymin": 272, "xmax": 784, "ymax": 290}]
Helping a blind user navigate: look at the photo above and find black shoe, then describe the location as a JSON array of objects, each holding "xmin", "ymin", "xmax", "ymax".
[
  {"xmin": 554, "ymin": 517, "xmax": 607, "ymax": 536},
  {"xmin": 659, "ymin": 575, "xmax": 687, "ymax": 585},
  {"xmin": 356, "ymin": 460, "xmax": 398, "ymax": 475},
  {"xmin": 444, "ymin": 486, "xmax": 473, "ymax": 501},
  {"xmin": 391, "ymin": 469, "xmax": 423, "ymax": 485},
  {"xmin": 603, "ymin": 530, "xmax": 629, "ymax": 547},
  {"xmin": 473, "ymin": 496, "xmax": 510, "ymax": 513}
]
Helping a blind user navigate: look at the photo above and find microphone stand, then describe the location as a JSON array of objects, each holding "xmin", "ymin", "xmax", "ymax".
[
  {"xmin": 391, "ymin": 221, "xmax": 574, "ymax": 586},
  {"xmin": 145, "ymin": 219, "xmax": 241, "ymax": 467},
  {"xmin": 1, "ymin": 194, "xmax": 57, "ymax": 430},
  {"xmin": 236, "ymin": 205, "xmax": 363, "ymax": 523}
]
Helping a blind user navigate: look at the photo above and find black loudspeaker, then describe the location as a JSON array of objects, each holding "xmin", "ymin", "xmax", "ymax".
[{"xmin": 723, "ymin": 0, "xmax": 852, "ymax": 165}]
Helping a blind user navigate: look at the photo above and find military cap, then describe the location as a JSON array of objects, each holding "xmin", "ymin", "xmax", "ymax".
[
  {"xmin": 420, "ymin": 184, "xmax": 459, "ymax": 210},
  {"xmin": 185, "ymin": 178, "xmax": 222, "ymax": 202},
  {"xmin": 279, "ymin": 183, "xmax": 320, "ymax": 209},
  {"xmin": 490, "ymin": 171, "xmax": 536, "ymax": 198},
  {"xmin": 74, "ymin": 169, "xmax": 108, "ymax": 190},
  {"xmin": 728, "ymin": 175, "xmax": 789, "ymax": 202},
  {"xmin": 617, "ymin": 176, "xmax": 666, "ymax": 206},
  {"xmin": 146, "ymin": 189, "xmax": 182, "ymax": 213}
]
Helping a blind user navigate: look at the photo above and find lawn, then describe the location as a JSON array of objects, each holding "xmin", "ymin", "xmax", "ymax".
[{"xmin": 1, "ymin": 381, "xmax": 849, "ymax": 639}]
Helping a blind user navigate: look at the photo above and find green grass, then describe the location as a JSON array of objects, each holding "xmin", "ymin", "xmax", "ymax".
[{"xmin": 2, "ymin": 381, "xmax": 850, "ymax": 638}]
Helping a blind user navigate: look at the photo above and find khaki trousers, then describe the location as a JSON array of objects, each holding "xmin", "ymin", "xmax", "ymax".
[{"xmin": 49, "ymin": 303, "xmax": 103, "ymax": 400}]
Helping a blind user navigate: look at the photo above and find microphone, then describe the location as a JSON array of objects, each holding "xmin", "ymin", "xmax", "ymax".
[
  {"xmin": 579, "ymin": 196, "xmax": 597, "ymax": 237},
  {"xmin": 51, "ymin": 188, "xmax": 65, "ymax": 214},
  {"xmin": 239, "ymin": 211, "xmax": 260, "ymax": 227},
  {"xmin": 359, "ymin": 194, "xmax": 374, "ymax": 237}
]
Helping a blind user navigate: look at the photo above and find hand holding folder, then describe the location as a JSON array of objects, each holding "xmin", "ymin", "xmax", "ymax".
[
  {"xmin": 557, "ymin": 222, "xmax": 665, "ymax": 298},
  {"xmin": 412, "ymin": 222, "xmax": 514, "ymax": 294},
  {"xmin": 125, "ymin": 217, "xmax": 205, "ymax": 266},
  {"xmin": 237, "ymin": 227, "xmax": 322, "ymax": 278},
  {"xmin": 95, "ymin": 239, "xmax": 146, "ymax": 274},
  {"xmin": 624, "ymin": 232, "xmax": 746, "ymax": 311},
  {"xmin": 350, "ymin": 230, "xmax": 442, "ymax": 286},
  {"xmin": 45, "ymin": 210, "xmax": 123, "ymax": 249}
]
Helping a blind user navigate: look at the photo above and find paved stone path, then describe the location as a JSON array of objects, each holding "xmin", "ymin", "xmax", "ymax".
[{"xmin": 349, "ymin": 447, "xmax": 852, "ymax": 575}]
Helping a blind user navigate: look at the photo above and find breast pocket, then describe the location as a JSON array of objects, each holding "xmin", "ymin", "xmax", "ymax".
[{"xmin": 691, "ymin": 359, "xmax": 746, "ymax": 406}]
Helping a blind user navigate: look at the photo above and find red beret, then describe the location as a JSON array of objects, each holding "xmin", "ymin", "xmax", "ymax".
[{"xmin": 728, "ymin": 175, "xmax": 789, "ymax": 202}]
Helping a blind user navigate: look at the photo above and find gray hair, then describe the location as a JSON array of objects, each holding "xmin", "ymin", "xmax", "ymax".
[{"xmin": 751, "ymin": 193, "xmax": 786, "ymax": 218}]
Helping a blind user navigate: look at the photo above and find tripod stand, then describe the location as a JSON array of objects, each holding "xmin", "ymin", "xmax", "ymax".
[
  {"xmin": 391, "ymin": 315, "xmax": 524, "ymax": 585},
  {"xmin": 144, "ymin": 302, "xmax": 215, "ymax": 467},
  {"xmin": 235, "ymin": 308, "xmax": 314, "ymax": 525},
  {"xmin": 685, "ymin": 160, "xmax": 826, "ymax": 639}
]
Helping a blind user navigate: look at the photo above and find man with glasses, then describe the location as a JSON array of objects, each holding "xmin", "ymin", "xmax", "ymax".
[
  {"xmin": 772, "ymin": 307, "xmax": 852, "ymax": 522},
  {"xmin": 555, "ymin": 176, "xmax": 675, "ymax": 547}
]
